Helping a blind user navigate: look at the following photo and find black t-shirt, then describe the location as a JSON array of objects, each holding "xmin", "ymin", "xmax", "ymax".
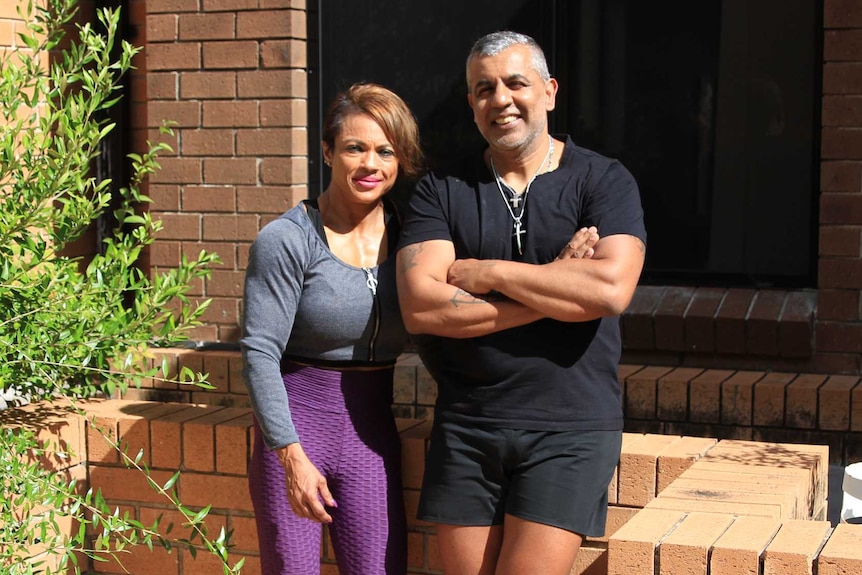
[{"xmin": 398, "ymin": 136, "xmax": 647, "ymax": 431}]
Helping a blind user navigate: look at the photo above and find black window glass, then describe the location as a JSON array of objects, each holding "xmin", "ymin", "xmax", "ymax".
[{"xmin": 310, "ymin": 0, "xmax": 820, "ymax": 288}]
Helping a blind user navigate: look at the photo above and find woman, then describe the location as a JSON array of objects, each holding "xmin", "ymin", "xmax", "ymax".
[{"xmin": 241, "ymin": 83, "xmax": 424, "ymax": 575}]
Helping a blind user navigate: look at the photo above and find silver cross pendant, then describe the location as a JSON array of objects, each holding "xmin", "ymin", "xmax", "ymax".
[{"xmin": 513, "ymin": 220, "xmax": 526, "ymax": 255}]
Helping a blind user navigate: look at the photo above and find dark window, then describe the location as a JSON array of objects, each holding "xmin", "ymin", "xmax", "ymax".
[{"xmin": 310, "ymin": 0, "xmax": 821, "ymax": 288}]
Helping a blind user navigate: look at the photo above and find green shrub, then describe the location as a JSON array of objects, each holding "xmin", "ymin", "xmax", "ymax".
[{"xmin": 0, "ymin": 1, "xmax": 241, "ymax": 572}]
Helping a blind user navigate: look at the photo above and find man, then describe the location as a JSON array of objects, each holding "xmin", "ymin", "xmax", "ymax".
[{"xmin": 396, "ymin": 31, "xmax": 646, "ymax": 575}]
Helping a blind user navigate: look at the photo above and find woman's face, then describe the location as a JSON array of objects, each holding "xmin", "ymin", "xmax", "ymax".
[{"xmin": 322, "ymin": 113, "xmax": 399, "ymax": 206}]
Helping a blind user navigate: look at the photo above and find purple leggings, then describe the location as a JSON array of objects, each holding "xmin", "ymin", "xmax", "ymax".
[{"xmin": 248, "ymin": 362, "xmax": 407, "ymax": 575}]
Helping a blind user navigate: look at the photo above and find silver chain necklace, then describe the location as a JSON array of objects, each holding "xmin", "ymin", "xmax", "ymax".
[{"xmin": 490, "ymin": 135, "xmax": 554, "ymax": 255}]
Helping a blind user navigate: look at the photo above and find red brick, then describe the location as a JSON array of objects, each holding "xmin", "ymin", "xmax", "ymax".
[
  {"xmin": 150, "ymin": 405, "xmax": 213, "ymax": 468},
  {"xmin": 821, "ymin": 193, "xmax": 862, "ymax": 225},
  {"xmin": 823, "ymin": 128, "xmax": 862, "ymax": 160},
  {"xmin": 178, "ymin": 12, "xmax": 235, "ymax": 41},
  {"xmin": 207, "ymin": 270, "xmax": 246, "ymax": 297},
  {"xmin": 180, "ymin": 71, "xmax": 237, "ymax": 99},
  {"xmin": 147, "ymin": 42, "xmax": 201, "ymax": 71},
  {"xmin": 203, "ymin": 40, "xmax": 258, "ymax": 70},
  {"xmin": 261, "ymin": 39, "xmax": 306, "ymax": 68},
  {"xmin": 237, "ymin": 10, "xmax": 305, "ymax": 39},
  {"xmin": 205, "ymin": 157, "xmax": 258, "ymax": 184},
  {"xmin": 155, "ymin": 213, "xmax": 202, "ymax": 240},
  {"xmin": 573, "ymin": 544, "xmax": 607, "ymax": 575},
  {"xmin": 182, "ymin": 185, "xmax": 237, "ymax": 212},
  {"xmin": 229, "ymin": 514, "xmax": 259, "ymax": 552},
  {"xmin": 786, "ymin": 374, "xmax": 827, "ymax": 429},
  {"xmin": 260, "ymin": 99, "xmax": 307, "ymax": 127},
  {"xmin": 203, "ymin": 100, "xmax": 259, "ymax": 127},
  {"xmin": 656, "ymin": 436, "xmax": 717, "ymax": 494},
  {"xmin": 146, "ymin": 14, "xmax": 178, "ymax": 42},
  {"xmin": 657, "ymin": 367, "xmax": 702, "ymax": 422},
  {"xmin": 721, "ymin": 371, "xmax": 765, "ymax": 426},
  {"xmin": 653, "ymin": 286, "xmax": 693, "ymax": 352},
  {"xmin": 179, "ymin": 472, "xmax": 254, "ymax": 510},
  {"xmin": 618, "ymin": 433, "xmax": 680, "ymax": 507},
  {"xmin": 89, "ymin": 465, "xmax": 176, "ymax": 504},
  {"xmin": 819, "ymin": 375, "xmax": 861, "ymax": 430},
  {"xmin": 147, "ymin": 72, "xmax": 179, "ymax": 102},
  {"xmin": 778, "ymin": 291, "xmax": 816, "ymax": 358},
  {"xmin": 825, "ymin": 0, "xmax": 862, "ymax": 28},
  {"xmin": 763, "ymin": 520, "xmax": 832, "ymax": 575},
  {"xmin": 818, "ymin": 523, "xmax": 862, "ymax": 575},
  {"xmin": 148, "ymin": 101, "xmax": 201, "ymax": 128},
  {"xmin": 824, "ymin": 63, "xmax": 862, "ymax": 95},
  {"xmin": 820, "ymin": 227, "xmax": 862, "ymax": 258},
  {"xmin": 195, "ymin": 296, "xmax": 239, "ymax": 325},
  {"xmin": 181, "ymin": 128, "xmax": 235, "ymax": 156},
  {"xmin": 150, "ymin": 240, "xmax": 182, "ymax": 267},
  {"xmin": 690, "ymin": 369, "xmax": 733, "ymax": 424},
  {"xmin": 608, "ymin": 508, "xmax": 686, "ymax": 575},
  {"xmin": 819, "ymin": 258, "xmax": 862, "ymax": 290},
  {"xmin": 711, "ymin": 516, "xmax": 782, "ymax": 575},
  {"xmin": 216, "ymin": 411, "xmax": 254, "ymax": 475},
  {"xmin": 147, "ymin": 0, "xmax": 200, "ymax": 12},
  {"xmin": 203, "ymin": 0, "xmax": 258, "ymax": 9},
  {"xmin": 746, "ymin": 290, "xmax": 785, "ymax": 356},
  {"xmin": 237, "ymin": 127, "xmax": 305, "ymax": 156},
  {"xmin": 181, "ymin": 241, "xmax": 237, "ymax": 268},
  {"xmin": 260, "ymin": 156, "xmax": 307, "ymax": 185},
  {"xmin": 825, "ymin": 29, "xmax": 862, "ymax": 62},
  {"xmin": 150, "ymin": 157, "xmax": 203, "ymax": 184},
  {"xmin": 659, "ymin": 512, "xmax": 736, "ymax": 575},
  {"xmin": 149, "ymin": 184, "xmax": 182, "ymax": 210},
  {"xmin": 816, "ymin": 321, "xmax": 862, "ymax": 353},
  {"xmin": 625, "ymin": 366, "xmax": 673, "ymax": 420},
  {"xmin": 753, "ymin": 372, "xmax": 794, "ymax": 427},
  {"xmin": 183, "ymin": 407, "xmax": 249, "ymax": 472},
  {"xmin": 683, "ymin": 287, "xmax": 724, "ymax": 353},
  {"xmin": 203, "ymin": 214, "xmax": 259, "ymax": 241},
  {"xmin": 238, "ymin": 69, "xmax": 306, "ymax": 98},
  {"xmin": 715, "ymin": 288, "xmax": 756, "ymax": 354},
  {"xmin": 820, "ymin": 161, "xmax": 862, "ymax": 193},
  {"xmin": 237, "ymin": 185, "xmax": 296, "ymax": 213},
  {"xmin": 823, "ymin": 95, "xmax": 862, "ymax": 127},
  {"xmin": 95, "ymin": 539, "xmax": 179, "ymax": 574}
]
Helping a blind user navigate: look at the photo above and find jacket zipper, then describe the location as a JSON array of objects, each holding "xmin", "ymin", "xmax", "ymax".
[{"xmin": 362, "ymin": 267, "xmax": 380, "ymax": 362}]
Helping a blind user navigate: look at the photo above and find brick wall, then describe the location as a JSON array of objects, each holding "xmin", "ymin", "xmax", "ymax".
[
  {"xmin": 131, "ymin": 0, "xmax": 862, "ymax": 379},
  {"xmin": 121, "ymin": 349, "xmax": 862, "ymax": 466},
  {"xmin": 142, "ymin": 0, "xmax": 309, "ymax": 342},
  {"xmin": 4, "ymin": 398, "xmax": 860, "ymax": 575}
]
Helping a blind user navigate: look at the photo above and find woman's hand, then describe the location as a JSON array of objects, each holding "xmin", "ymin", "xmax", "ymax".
[
  {"xmin": 555, "ymin": 226, "xmax": 599, "ymax": 260},
  {"xmin": 277, "ymin": 443, "xmax": 337, "ymax": 523}
]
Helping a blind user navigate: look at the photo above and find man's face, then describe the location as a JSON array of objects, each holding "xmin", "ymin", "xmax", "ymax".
[{"xmin": 466, "ymin": 44, "xmax": 557, "ymax": 155}]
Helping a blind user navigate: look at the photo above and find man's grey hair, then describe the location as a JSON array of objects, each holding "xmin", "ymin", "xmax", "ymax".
[{"xmin": 466, "ymin": 31, "xmax": 551, "ymax": 82}]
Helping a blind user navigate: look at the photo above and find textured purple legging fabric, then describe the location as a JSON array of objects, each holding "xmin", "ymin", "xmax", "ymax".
[{"xmin": 248, "ymin": 362, "xmax": 407, "ymax": 575}]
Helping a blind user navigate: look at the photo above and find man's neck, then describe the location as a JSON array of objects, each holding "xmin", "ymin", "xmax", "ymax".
[{"xmin": 487, "ymin": 134, "xmax": 553, "ymax": 193}]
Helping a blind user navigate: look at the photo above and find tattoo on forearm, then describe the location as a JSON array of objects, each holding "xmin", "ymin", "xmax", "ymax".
[
  {"xmin": 449, "ymin": 288, "xmax": 488, "ymax": 308},
  {"xmin": 398, "ymin": 243, "xmax": 423, "ymax": 274}
]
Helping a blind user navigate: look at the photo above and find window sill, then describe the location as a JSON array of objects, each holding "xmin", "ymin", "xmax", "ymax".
[{"xmin": 621, "ymin": 286, "xmax": 817, "ymax": 358}]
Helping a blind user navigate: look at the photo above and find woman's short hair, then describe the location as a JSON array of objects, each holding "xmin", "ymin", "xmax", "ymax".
[{"xmin": 322, "ymin": 83, "xmax": 424, "ymax": 179}]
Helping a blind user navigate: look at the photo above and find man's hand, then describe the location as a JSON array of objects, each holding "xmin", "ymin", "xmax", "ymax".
[
  {"xmin": 277, "ymin": 443, "xmax": 336, "ymax": 523},
  {"xmin": 556, "ymin": 226, "xmax": 599, "ymax": 260},
  {"xmin": 447, "ymin": 226, "xmax": 600, "ymax": 294}
]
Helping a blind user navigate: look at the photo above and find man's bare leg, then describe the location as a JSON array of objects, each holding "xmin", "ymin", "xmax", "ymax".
[
  {"xmin": 495, "ymin": 514, "xmax": 582, "ymax": 575},
  {"xmin": 436, "ymin": 524, "xmax": 503, "ymax": 575}
]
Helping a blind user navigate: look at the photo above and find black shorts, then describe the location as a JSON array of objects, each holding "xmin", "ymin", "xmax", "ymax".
[{"xmin": 418, "ymin": 419, "xmax": 622, "ymax": 537}]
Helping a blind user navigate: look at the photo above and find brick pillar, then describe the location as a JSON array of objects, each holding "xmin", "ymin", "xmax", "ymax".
[
  {"xmin": 818, "ymin": 0, "xmax": 862, "ymax": 371},
  {"xmin": 144, "ymin": 0, "xmax": 309, "ymax": 342}
]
